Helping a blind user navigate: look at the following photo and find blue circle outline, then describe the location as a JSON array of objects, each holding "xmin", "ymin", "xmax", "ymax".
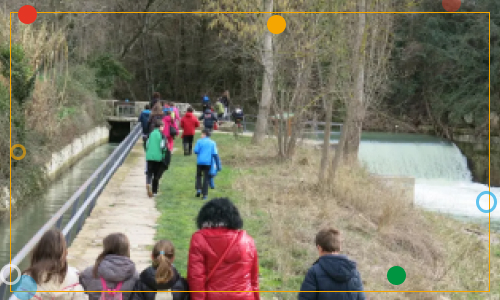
[{"xmin": 476, "ymin": 191, "xmax": 497, "ymax": 213}]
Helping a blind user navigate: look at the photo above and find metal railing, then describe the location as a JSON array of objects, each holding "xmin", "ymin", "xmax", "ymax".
[
  {"xmin": 237, "ymin": 115, "xmax": 343, "ymax": 138},
  {"xmin": 115, "ymin": 104, "xmax": 136, "ymax": 117},
  {"xmin": 0, "ymin": 123, "xmax": 142, "ymax": 300}
]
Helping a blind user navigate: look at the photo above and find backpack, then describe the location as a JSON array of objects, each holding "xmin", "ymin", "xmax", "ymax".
[
  {"xmin": 215, "ymin": 102, "xmax": 224, "ymax": 114},
  {"xmin": 99, "ymin": 278, "xmax": 123, "ymax": 300},
  {"xmin": 169, "ymin": 122, "xmax": 178, "ymax": 138}
]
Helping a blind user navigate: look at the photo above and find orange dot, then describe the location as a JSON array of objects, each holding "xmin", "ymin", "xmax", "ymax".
[
  {"xmin": 267, "ymin": 15, "xmax": 286, "ymax": 35},
  {"xmin": 442, "ymin": 0, "xmax": 461, "ymax": 12}
]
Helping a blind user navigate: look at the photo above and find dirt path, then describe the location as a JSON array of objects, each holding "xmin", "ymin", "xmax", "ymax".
[{"xmin": 67, "ymin": 140, "xmax": 161, "ymax": 273}]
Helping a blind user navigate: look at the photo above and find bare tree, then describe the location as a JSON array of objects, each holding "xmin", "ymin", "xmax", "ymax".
[
  {"xmin": 327, "ymin": 0, "xmax": 395, "ymax": 182},
  {"xmin": 252, "ymin": 0, "xmax": 274, "ymax": 145}
]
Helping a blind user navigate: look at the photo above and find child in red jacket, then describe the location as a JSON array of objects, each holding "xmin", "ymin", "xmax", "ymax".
[{"xmin": 180, "ymin": 106, "xmax": 200, "ymax": 156}]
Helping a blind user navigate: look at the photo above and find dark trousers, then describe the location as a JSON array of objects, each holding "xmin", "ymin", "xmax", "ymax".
[
  {"xmin": 147, "ymin": 161, "xmax": 165, "ymax": 194},
  {"xmin": 196, "ymin": 165, "xmax": 211, "ymax": 196},
  {"xmin": 182, "ymin": 135, "xmax": 194, "ymax": 155}
]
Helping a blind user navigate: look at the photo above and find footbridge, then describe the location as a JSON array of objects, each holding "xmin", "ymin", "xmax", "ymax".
[{"xmin": 103, "ymin": 100, "xmax": 197, "ymax": 142}]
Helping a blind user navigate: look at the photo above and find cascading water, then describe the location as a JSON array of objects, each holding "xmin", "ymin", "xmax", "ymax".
[
  {"xmin": 358, "ymin": 141, "xmax": 472, "ymax": 181},
  {"xmin": 330, "ymin": 132, "xmax": 499, "ymax": 222}
]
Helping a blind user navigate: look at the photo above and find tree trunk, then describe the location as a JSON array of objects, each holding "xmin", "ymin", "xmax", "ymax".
[
  {"xmin": 329, "ymin": 119, "xmax": 348, "ymax": 184},
  {"xmin": 342, "ymin": 0, "xmax": 366, "ymax": 163},
  {"xmin": 319, "ymin": 99, "xmax": 333, "ymax": 183},
  {"xmin": 251, "ymin": 0, "xmax": 274, "ymax": 145},
  {"xmin": 342, "ymin": 102, "xmax": 364, "ymax": 163}
]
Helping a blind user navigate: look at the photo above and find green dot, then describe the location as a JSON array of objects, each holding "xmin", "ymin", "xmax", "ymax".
[{"xmin": 387, "ymin": 266, "xmax": 406, "ymax": 285}]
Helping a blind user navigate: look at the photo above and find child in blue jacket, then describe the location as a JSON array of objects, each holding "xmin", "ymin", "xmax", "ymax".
[{"xmin": 194, "ymin": 128, "xmax": 221, "ymax": 200}]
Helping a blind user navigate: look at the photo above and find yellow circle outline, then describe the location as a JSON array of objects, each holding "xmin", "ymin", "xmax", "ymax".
[
  {"xmin": 11, "ymin": 144, "xmax": 26, "ymax": 160},
  {"xmin": 267, "ymin": 15, "xmax": 286, "ymax": 34}
]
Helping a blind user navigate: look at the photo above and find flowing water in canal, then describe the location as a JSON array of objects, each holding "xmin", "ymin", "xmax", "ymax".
[{"xmin": 0, "ymin": 143, "xmax": 118, "ymax": 274}]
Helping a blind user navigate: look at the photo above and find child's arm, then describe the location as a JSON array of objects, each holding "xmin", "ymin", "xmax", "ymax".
[
  {"xmin": 187, "ymin": 233, "xmax": 206, "ymax": 300},
  {"xmin": 194, "ymin": 141, "xmax": 200, "ymax": 155},
  {"xmin": 214, "ymin": 155, "xmax": 221, "ymax": 172},
  {"xmin": 298, "ymin": 267, "xmax": 318, "ymax": 300},
  {"xmin": 250, "ymin": 239, "xmax": 260, "ymax": 300},
  {"xmin": 129, "ymin": 276, "xmax": 148, "ymax": 300},
  {"xmin": 212, "ymin": 144, "xmax": 221, "ymax": 171},
  {"xmin": 351, "ymin": 270, "xmax": 366, "ymax": 300}
]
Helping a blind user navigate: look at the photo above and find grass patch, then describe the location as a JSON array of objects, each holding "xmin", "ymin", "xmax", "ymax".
[
  {"xmin": 154, "ymin": 131, "xmax": 500, "ymax": 300},
  {"xmin": 154, "ymin": 133, "xmax": 251, "ymax": 276}
]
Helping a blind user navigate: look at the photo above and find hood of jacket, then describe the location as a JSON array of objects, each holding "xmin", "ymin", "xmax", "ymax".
[
  {"xmin": 184, "ymin": 111, "xmax": 194, "ymax": 118},
  {"xmin": 97, "ymin": 255, "xmax": 136, "ymax": 282},
  {"xmin": 204, "ymin": 108, "xmax": 212, "ymax": 114},
  {"xmin": 317, "ymin": 254, "xmax": 358, "ymax": 283},
  {"xmin": 138, "ymin": 266, "xmax": 179, "ymax": 291},
  {"xmin": 34, "ymin": 266, "xmax": 82, "ymax": 298}
]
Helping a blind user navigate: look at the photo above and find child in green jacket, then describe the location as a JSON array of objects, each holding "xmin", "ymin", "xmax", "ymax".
[{"xmin": 146, "ymin": 119, "xmax": 171, "ymax": 197}]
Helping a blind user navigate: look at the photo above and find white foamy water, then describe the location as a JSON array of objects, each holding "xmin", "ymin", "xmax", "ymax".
[
  {"xmin": 414, "ymin": 179, "xmax": 499, "ymax": 219},
  {"xmin": 338, "ymin": 132, "xmax": 498, "ymax": 220}
]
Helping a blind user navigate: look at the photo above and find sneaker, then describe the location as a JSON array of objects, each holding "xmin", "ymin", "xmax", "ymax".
[
  {"xmin": 196, "ymin": 192, "xmax": 201, "ymax": 198},
  {"xmin": 153, "ymin": 193, "xmax": 157, "ymax": 197},
  {"xmin": 146, "ymin": 184, "xmax": 153, "ymax": 198},
  {"xmin": 202, "ymin": 195, "xmax": 207, "ymax": 200}
]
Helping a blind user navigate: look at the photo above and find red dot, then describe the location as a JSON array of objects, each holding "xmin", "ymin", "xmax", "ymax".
[
  {"xmin": 18, "ymin": 5, "xmax": 37, "ymax": 24},
  {"xmin": 442, "ymin": 0, "xmax": 461, "ymax": 12}
]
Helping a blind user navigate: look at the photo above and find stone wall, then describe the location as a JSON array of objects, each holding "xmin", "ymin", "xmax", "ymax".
[
  {"xmin": 454, "ymin": 135, "xmax": 500, "ymax": 186},
  {"xmin": 45, "ymin": 126, "xmax": 109, "ymax": 179}
]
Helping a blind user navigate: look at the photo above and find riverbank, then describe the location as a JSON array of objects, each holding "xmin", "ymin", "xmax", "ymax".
[
  {"xmin": 1, "ymin": 126, "xmax": 110, "ymax": 218},
  {"xmin": 156, "ymin": 132, "xmax": 500, "ymax": 300}
]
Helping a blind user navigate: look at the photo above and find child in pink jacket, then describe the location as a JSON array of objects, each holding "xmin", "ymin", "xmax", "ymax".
[
  {"xmin": 169, "ymin": 102, "xmax": 181, "ymax": 127},
  {"xmin": 162, "ymin": 113, "xmax": 178, "ymax": 151}
]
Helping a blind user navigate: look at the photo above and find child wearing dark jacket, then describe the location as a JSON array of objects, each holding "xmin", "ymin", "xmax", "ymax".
[
  {"xmin": 138, "ymin": 104, "xmax": 151, "ymax": 151},
  {"xmin": 298, "ymin": 228, "xmax": 366, "ymax": 300},
  {"xmin": 131, "ymin": 240, "xmax": 189, "ymax": 300}
]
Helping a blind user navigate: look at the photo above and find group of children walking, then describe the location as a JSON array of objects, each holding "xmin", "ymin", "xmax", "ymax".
[
  {"xmin": 18, "ymin": 224, "xmax": 365, "ymax": 300},
  {"xmin": 17, "ymin": 229, "xmax": 189, "ymax": 300},
  {"xmin": 138, "ymin": 93, "xmax": 222, "ymax": 200}
]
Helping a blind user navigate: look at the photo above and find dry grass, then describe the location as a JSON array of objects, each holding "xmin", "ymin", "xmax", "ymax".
[{"xmin": 221, "ymin": 136, "xmax": 498, "ymax": 300}]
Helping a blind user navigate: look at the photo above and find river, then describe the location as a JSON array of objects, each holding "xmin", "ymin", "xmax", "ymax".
[{"xmin": 0, "ymin": 143, "xmax": 118, "ymax": 274}]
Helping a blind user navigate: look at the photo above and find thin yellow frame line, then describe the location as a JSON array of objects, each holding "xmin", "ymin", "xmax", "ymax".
[{"xmin": 8, "ymin": 10, "xmax": 491, "ymax": 294}]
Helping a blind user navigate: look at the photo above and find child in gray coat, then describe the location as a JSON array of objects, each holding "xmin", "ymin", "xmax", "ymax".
[{"xmin": 79, "ymin": 233, "xmax": 139, "ymax": 300}]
